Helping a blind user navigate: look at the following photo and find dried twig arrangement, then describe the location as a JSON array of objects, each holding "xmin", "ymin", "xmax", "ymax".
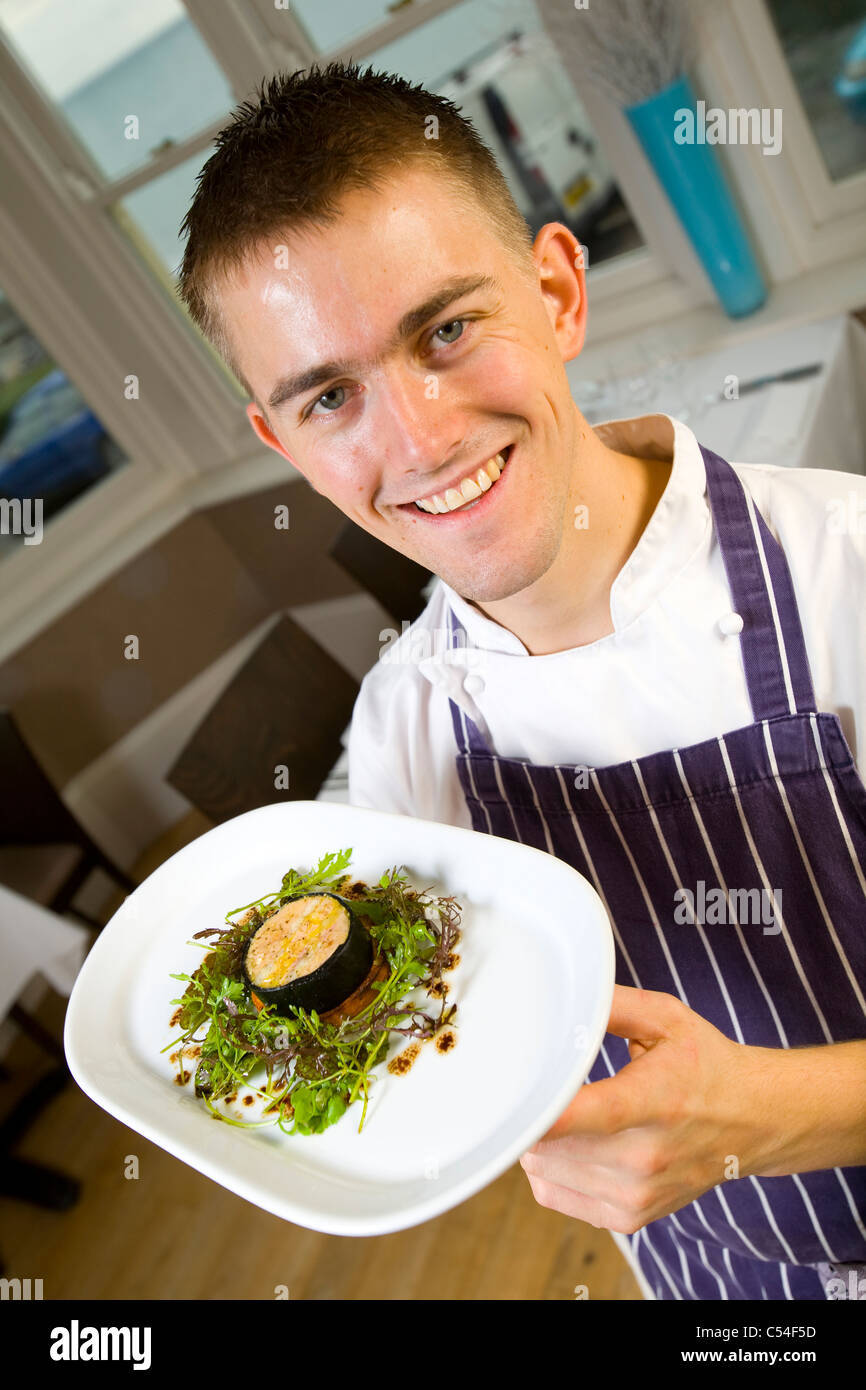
[{"xmin": 534, "ymin": 0, "xmax": 695, "ymax": 107}]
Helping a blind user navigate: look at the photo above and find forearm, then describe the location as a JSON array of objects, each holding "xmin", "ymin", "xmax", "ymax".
[{"xmin": 743, "ymin": 1039, "xmax": 866, "ymax": 1178}]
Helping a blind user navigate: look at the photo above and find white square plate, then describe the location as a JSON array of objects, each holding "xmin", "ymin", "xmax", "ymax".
[{"xmin": 64, "ymin": 800, "xmax": 614, "ymax": 1236}]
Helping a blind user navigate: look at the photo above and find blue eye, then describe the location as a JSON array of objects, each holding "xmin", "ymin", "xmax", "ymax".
[
  {"xmin": 308, "ymin": 386, "xmax": 341, "ymax": 411},
  {"xmin": 434, "ymin": 319, "xmax": 465, "ymax": 345},
  {"xmin": 307, "ymin": 385, "xmax": 348, "ymax": 418},
  {"xmin": 303, "ymin": 319, "xmax": 469, "ymax": 421}
]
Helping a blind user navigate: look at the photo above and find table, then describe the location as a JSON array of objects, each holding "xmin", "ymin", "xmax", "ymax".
[{"xmin": 573, "ymin": 311, "xmax": 866, "ymax": 475}]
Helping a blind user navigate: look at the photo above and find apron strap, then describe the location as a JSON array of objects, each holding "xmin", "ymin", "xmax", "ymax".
[
  {"xmin": 447, "ymin": 606, "xmax": 495, "ymax": 755},
  {"xmin": 700, "ymin": 445, "xmax": 817, "ymax": 721}
]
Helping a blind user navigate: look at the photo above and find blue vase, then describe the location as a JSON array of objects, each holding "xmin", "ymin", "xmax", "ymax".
[{"xmin": 625, "ymin": 74, "xmax": 767, "ymax": 318}]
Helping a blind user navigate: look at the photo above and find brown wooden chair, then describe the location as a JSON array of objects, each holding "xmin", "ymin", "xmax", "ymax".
[
  {"xmin": 329, "ymin": 518, "xmax": 432, "ymax": 627},
  {"xmin": 167, "ymin": 614, "xmax": 359, "ymax": 824},
  {"xmin": 0, "ymin": 708, "xmax": 137, "ymax": 930}
]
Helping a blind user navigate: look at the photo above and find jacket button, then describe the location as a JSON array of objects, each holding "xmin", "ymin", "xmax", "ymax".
[
  {"xmin": 463, "ymin": 673, "xmax": 485, "ymax": 695},
  {"xmin": 718, "ymin": 612, "xmax": 744, "ymax": 636}
]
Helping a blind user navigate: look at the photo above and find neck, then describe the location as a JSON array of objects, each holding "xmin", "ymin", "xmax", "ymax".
[{"xmin": 466, "ymin": 417, "xmax": 672, "ymax": 656}]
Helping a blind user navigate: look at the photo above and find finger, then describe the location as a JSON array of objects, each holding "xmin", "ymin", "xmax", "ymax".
[
  {"xmin": 523, "ymin": 1127, "xmax": 623, "ymax": 1166},
  {"xmin": 606, "ymin": 984, "xmax": 684, "ymax": 1044},
  {"xmin": 522, "ymin": 1169, "xmax": 639, "ymax": 1233},
  {"xmin": 520, "ymin": 1147, "xmax": 636, "ymax": 1205},
  {"xmin": 540, "ymin": 1057, "xmax": 656, "ymax": 1141}
]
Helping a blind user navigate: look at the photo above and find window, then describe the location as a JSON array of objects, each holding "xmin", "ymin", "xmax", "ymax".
[
  {"xmin": 714, "ymin": 0, "xmax": 866, "ymax": 269},
  {"xmin": 765, "ymin": 0, "xmax": 866, "ymax": 183},
  {"xmin": 0, "ymin": 0, "xmax": 245, "ymax": 403},
  {"xmin": 288, "ymin": 0, "xmax": 443, "ymax": 54},
  {"xmin": 0, "ymin": 0, "xmax": 234, "ymax": 183},
  {"xmin": 0, "ymin": 284, "xmax": 127, "ymax": 558}
]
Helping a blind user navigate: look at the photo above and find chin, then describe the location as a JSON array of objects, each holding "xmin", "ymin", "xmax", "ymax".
[
  {"xmin": 439, "ymin": 549, "xmax": 557, "ymax": 605},
  {"xmin": 413, "ymin": 494, "xmax": 567, "ymax": 604}
]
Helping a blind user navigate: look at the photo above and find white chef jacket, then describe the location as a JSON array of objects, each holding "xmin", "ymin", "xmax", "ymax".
[{"xmin": 347, "ymin": 414, "xmax": 866, "ymax": 828}]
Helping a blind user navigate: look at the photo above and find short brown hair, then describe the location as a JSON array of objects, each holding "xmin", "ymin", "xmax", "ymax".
[{"xmin": 176, "ymin": 60, "xmax": 536, "ymax": 409}]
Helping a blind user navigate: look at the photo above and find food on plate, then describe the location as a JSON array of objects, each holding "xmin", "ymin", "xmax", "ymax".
[
  {"xmin": 167, "ymin": 848, "xmax": 462, "ymax": 1136},
  {"xmin": 244, "ymin": 891, "xmax": 374, "ymax": 1016}
]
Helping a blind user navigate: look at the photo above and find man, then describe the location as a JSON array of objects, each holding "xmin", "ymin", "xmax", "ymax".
[{"xmin": 178, "ymin": 62, "xmax": 866, "ymax": 1301}]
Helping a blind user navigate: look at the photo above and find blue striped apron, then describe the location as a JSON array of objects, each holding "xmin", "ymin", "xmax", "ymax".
[{"xmin": 446, "ymin": 445, "xmax": 866, "ymax": 1300}]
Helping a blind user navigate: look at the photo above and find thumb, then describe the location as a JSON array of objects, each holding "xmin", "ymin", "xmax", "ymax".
[
  {"xmin": 606, "ymin": 983, "xmax": 682, "ymax": 1051},
  {"xmin": 537, "ymin": 988, "xmax": 679, "ymax": 1142}
]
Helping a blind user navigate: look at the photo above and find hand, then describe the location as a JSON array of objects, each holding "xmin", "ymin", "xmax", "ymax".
[{"xmin": 519, "ymin": 984, "xmax": 780, "ymax": 1233}]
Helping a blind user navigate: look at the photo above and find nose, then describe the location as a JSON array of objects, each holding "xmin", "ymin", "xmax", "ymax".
[{"xmin": 369, "ymin": 361, "xmax": 466, "ymax": 487}]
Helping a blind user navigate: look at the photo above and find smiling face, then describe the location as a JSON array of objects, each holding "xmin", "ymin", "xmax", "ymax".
[{"xmin": 220, "ymin": 162, "xmax": 587, "ymax": 603}]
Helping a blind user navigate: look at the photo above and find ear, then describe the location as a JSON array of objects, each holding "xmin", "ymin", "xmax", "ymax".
[
  {"xmin": 532, "ymin": 222, "xmax": 587, "ymax": 363},
  {"xmin": 246, "ymin": 401, "xmax": 295, "ymax": 463}
]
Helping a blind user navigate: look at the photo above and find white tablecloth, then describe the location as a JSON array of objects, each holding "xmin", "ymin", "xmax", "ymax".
[{"xmin": 573, "ymin": 312, "xmax": 866, "ymax": 476}]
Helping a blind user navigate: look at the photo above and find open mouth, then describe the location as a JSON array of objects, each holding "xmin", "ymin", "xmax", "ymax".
[{"xmin": 399, "ymin": 444, "xmax": 514, "ymax": 520}]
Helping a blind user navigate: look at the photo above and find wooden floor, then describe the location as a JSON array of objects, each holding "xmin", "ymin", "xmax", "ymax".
[{"xmin": 1, "ymin": 811, "xmax": 642, "ymax": 1301}]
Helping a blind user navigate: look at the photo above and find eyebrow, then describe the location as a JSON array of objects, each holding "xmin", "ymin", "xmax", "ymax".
[{"xmin": 266, "ymin": 273, "xmax": 501, "ymax": 414}]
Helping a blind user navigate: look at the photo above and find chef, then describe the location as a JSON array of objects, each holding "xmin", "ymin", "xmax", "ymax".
[{"xmin": 178, "ymin": 62, "xmax": 866, "ymax": 1301}]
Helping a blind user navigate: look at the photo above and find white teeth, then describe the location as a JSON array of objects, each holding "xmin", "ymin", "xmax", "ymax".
[{"xmin": 413, "ymin": 450, "xmax": 508, "ymax": 513}]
